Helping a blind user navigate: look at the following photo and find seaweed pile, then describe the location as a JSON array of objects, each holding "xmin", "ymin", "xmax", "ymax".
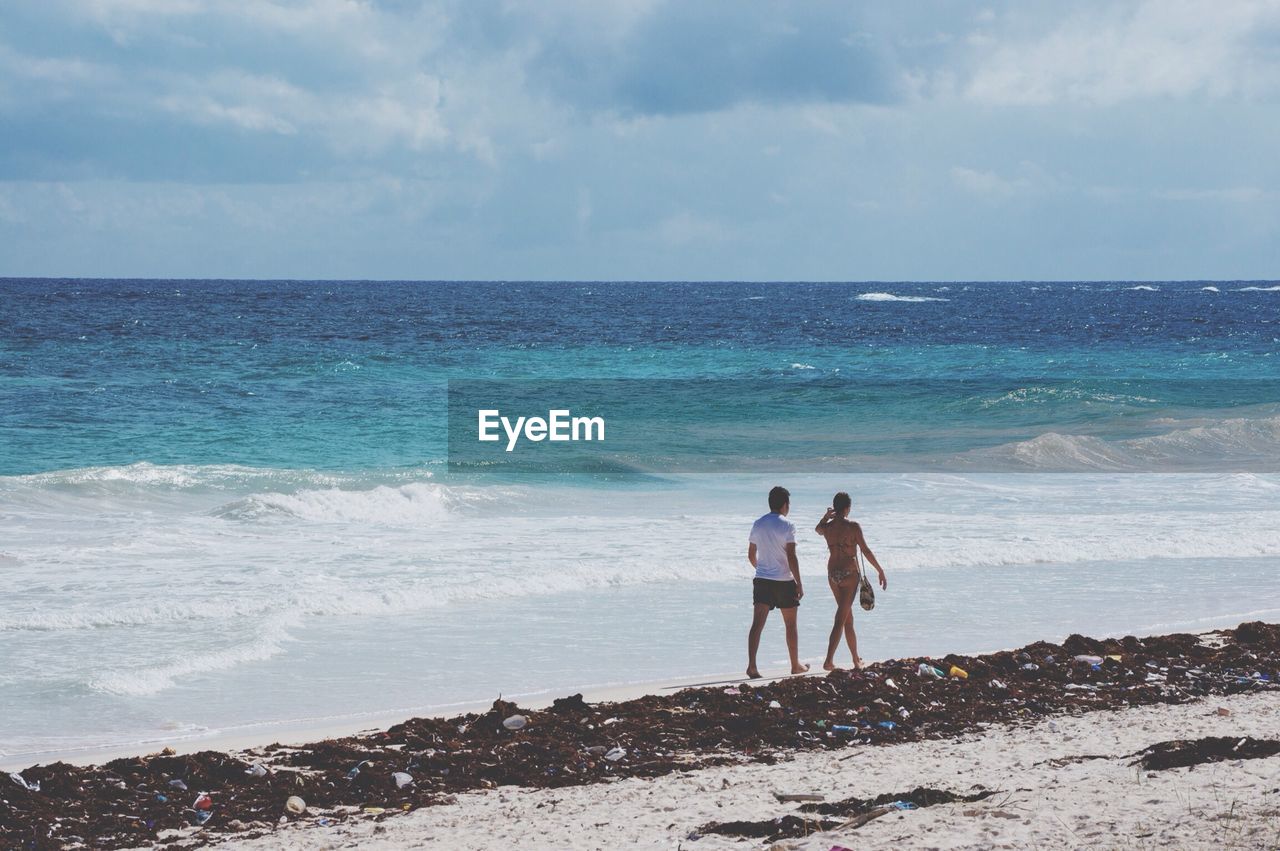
[
  {"xmin": 3, "ymin": 621, "xmax": 1277, "ymax": 850},
  {"xmin": 701, "ymin": 786, "xmax": 999, "ymax": 840}
]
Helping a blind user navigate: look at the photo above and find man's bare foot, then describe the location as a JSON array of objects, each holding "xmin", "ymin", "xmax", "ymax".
[
  {"xmin": 852, "ymin": 656, "xmax": 865, "ymax": 670},
  {"xmin": 746, "ymin": 668, "xmax": 762, "ymax": 679},
  {"xmin": 822, "ymin": 659, "xmax": 837, "ymax": 671},
  {"xmin": 791, "ymin": 663, "xmax": 811, "ymax": 675}
]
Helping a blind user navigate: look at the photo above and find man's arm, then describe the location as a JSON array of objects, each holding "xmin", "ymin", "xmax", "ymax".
[
  {"xmin": 747, "ymin": 542, "xmax": 758, "ymax": 569},
  {"xmin": 785, "ymin": 542, "xmax": 803, "ymax": 599}
]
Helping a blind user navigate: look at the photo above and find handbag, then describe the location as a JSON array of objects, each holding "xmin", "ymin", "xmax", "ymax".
[{"xmin": 857, "ymin": 548, "xmax": 875, "ymax": 611}]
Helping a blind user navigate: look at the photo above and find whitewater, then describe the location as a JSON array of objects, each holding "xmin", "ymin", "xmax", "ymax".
[{"xmin": 3, "ymin": 461, "xmax": 1280, "ymax": 762}]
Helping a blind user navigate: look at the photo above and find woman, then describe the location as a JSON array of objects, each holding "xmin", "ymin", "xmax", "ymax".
[{"xmin": 815, "ymin": 492, "xmax": 887, "ymax": 670}]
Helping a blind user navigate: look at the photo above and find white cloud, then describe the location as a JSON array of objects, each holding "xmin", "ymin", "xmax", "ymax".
[
  {"xmin": 965, "ymin": 0, "xmax": 1280, "ymax": 105},
  {"xmin": 1155, "ymin": 186, "xmax": 1271, "ymax": 202}
]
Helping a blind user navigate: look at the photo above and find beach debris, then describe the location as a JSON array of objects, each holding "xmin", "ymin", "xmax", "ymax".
[
  {"xmin": 285, "ymin": 796, "xmax": 307, "ymax": 815},
  {"xmin": 346, "ymin": 760, "xmax": 370, "ymax": 780},
  {"xmin": 1074, "ymin": 655, "xmax": 1104, "ymax": 665},
  {"xmin": 193, "ymin": 793, "xmax": 213, "ymax": 811},
  {"xmin": 832, "ymin": 724, "xmax": 857, "ymax": 732},
  {"xmin": 193, "ymin": 809, "xmax": 213, "ymax": 825},
  {"xmin": 1133, "ymin": 736, "xmax": 1280, "ymax": 771},
  {"xmin": 604, "ymin": 747, "xmax": 627, "ymax": 762},
  {"xmin": 168, "ymin": 778, "xmax": 188, "ymax": 791},
  {"xmin": 393, "ymin": 771, "xmax": 414, "ymax": 788},
  {"xmin": 773, "ymin": 792, "xmax": 825, "ymax": 803},
  {"xmin": 948, "ymin": 665, "xmax": 968, "ymax": 679},
  {"xmin": 584, "ymin": 745, "xmax": 608, "ymax": 756},
  {"xmin": 1021, "ymin": 663, "xmax": 1039, "ymax": 671},
  {"xmin": 502, "ymin": 714, "xmax": 528, "ymax": 731},
  {"xmin": 917, "ymin": 663, "xmax": 944, "ymax": 678},
  {"xmin": 1216, "ymin": 706, "xmax": 1231, "ymax": 717},
  {"xmin": 768, "ymin": 700, "xmax": 782, "ymax": 709},
  {"xmin": 723, "ymin": 687, "xmax": 741, "ymax": 695},
  {"xmin": 991, "ymin": 679, "xmax": 1007, "ymax": 689},
  {"xmin": 884, "ymin": 678, "xmax": 899, "ymax": 690},
  {"xmin": 244, "ymin": 762, "xmax": 268, "ymax": 778},
  {"xmin": 9, "ymin": 771, "xmax": 40, "ymax": 792},
  {"xmin": 703, "ymin": 786, "xmax": 995, "ymax": 840}
]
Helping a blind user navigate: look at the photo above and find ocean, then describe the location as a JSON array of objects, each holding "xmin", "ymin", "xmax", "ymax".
[{"xmin": 2, "ymin": 279, "xmax": 1278, "ymax": 764}]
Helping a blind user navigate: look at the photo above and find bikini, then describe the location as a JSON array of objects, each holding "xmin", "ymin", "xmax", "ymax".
[{"xmin": 825, "ymin": 522, "xmax": 859, "ymax": 585}]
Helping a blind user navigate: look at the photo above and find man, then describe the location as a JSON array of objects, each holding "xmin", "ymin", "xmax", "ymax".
[{"xmin": 746, "ymin": 485, "xmax": 809, "ymax": 678}]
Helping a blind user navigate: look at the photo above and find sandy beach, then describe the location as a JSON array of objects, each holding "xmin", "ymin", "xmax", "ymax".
[
  {"xmin": 218, "ymin": 690, "xmax": 1280, "ymax": 850},
  {"xmin": 4, "ymin": 621, "xmax": 1277, "ymax": 850}
]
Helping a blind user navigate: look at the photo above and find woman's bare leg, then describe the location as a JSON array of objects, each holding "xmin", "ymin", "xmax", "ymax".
[
  {"xmin": 844, "ymin": 612, "xmax": 862, "ymax": 668},
  {"xmin": 824, "ymin": 582, "xmax": 855, "ymax": 670}
]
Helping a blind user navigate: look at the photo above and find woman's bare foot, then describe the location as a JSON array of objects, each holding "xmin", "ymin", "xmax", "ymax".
[
  {"xmin": 791, "ymin": 663, "xmax": 811, "ymax": 675},
  {"xmin": 746, "ymin": 668, "xmax": 762, "ymax": 679},
  {"xmin": 822, "ymin": 659, "xmax": 837, "ymax": 671},
  {"xmin": 852, "ymin": 656, "xmax": 865, "ymax": 670}
]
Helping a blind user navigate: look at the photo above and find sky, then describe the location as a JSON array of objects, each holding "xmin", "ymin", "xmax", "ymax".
[{"xmin": 1, "ymin": 0, "xmax": 1279, "ymax": 281}]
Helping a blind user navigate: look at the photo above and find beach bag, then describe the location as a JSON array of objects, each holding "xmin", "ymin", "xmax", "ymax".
[{"xmin": 857, "ymin": 549, "xmax": 875, "ymax": 611}]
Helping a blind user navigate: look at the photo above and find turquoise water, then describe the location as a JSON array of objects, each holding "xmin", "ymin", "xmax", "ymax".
[{"xmin": 1, "ymin": 279, "xmax": 1278, "ymax": 764}]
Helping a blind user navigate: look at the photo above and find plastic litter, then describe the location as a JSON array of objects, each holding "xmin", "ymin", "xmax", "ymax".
[
  {"xmin": 168, "ymin": 779, "xmax": 188, "ymax": 791},
  {"xmin": 193, "ymin": 793, "xmax": 213, "ymax": 811},
  {"xmin": 1021, "ymin": 663, "xmax": 1039, "ymax": 671},
  {"xmin": 604, "ymin": 747, "xmax": 627, "ymax": 761},
  {"xmin": 918, "ymin": 663, "xmax": 944, "ymax": 678},
  {"xmin": 502, "ymin": 714, "xmax": 528, "ymax": 731},
  {"xmin": 889, "ymin": 800, "xmax": 918, "ymax": 810},
  {"xmin": 832, "ymin": 724, "xmax": 857, "ymax": 732},
  {"xmin": 877, "ymin": 721, "xmax": 896, "ymax": 730},
  {"xmin": 285, "ymin": 796, "xmax": 307, "ymax": 815},
  {"xmin": 768, "ymin": 700, "xmax": 782, "ymax": 709},
  {"xmin": 245, "ymin": 763, "xmax": 268, "ymax": 778},
  {"xmin": 949, "ymin": 665, "xmax": 968, "ymax": 679},
  {"xmin": 1216, "ymin": 707, "xmax": 1232, "ymax": 717},
  {"xmin": 346, "ymin": 760, "xmax": 369, "ymax": 780},
  {"xmin": 584, "ymin": 745, "xmax": 607, "ymax": 756},
  {"xmin": 193, "ymin": 810, "xmax": 212, "ymax": 825},
  {"xmin": 885, "ymin": 678, "xmax": 899, "ymax": 690},
  {"xmin": 393, "ymin": 772, "xmax": 414, "ymax": 788},
  {"xmin": 1074, "ymin": 655, "xmax": 1104, "ymax": 665},
  {"xmin": 9, "ymin": 772, "xmax": 40, "ymax": 793},
  {"xmin": 723, "ymin": 687, "xmax": 741, "ymax": 695},
  {"xmin": 155, "ymin": 794, "xmax": 167, "ymax": 803},
  {"xmin": 991, "ymin": 679, "xmax": 1007, "ymax": 689}
]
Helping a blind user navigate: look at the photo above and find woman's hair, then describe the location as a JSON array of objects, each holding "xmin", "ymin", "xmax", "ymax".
[{"xmin": 832, "ymin": 491, "xmax": 851, "ymax": 513}]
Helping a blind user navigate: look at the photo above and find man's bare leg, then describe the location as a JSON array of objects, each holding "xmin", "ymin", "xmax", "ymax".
[
  {"xmin": 780, "ymin": 606, "xmax": 810, "ymax": 675},
  {"xmin": 746, "ymin": 603, "xmax": 771, "ymax": 678}
]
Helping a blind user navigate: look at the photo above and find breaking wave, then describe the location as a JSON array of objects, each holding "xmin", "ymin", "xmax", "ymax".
[
  {"xmin": 856, "ymin": 292, "xmax": 949, "ymax": 303},
  {"xmin": 959, "ymin": 415, "xmax": 1280, "ymax": 472}
]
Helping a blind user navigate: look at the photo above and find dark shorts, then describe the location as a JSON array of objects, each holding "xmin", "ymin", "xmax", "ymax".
[{"xmin": 753, "ymin": 578, "xmax": 800, "ymax": 610}]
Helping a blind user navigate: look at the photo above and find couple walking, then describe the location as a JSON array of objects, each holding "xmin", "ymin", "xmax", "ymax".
[{"xmin": 746, "ymin": 486, "xmax": 887, "ymax": 677}]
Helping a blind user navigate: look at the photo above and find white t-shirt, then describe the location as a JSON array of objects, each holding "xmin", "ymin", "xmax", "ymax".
[{"xmin": 749, "ymin": 512, "xmax": 796, "ymax": 581}]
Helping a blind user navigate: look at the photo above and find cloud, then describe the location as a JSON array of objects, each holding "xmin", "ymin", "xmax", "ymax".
[
  {"xmin": 522, "ymin": 0, "xmax": 901, "ymax": 115},
  {"xmin": 1154, "ymin": 186, "xmax": 1272, "ymax": 202},
  {"xmin": 964, "ymin": 0, "xmax": 1280, "ymax": 105}
]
